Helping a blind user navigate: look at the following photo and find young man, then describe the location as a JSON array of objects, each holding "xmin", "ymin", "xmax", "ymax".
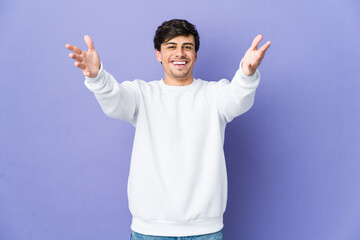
[{"xmin": 65, "ymin": 19, "xmax": 270, "ymax": 239}]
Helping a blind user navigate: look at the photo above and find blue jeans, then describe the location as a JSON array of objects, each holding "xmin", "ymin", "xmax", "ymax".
[{"xmin": 130, "ymin": 229, "xmax": 223, "ymax": 240}]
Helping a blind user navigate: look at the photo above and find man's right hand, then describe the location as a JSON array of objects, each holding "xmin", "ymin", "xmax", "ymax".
[{"xmin": 65, "ymin": 35, "xmax": 100, "ymax": 78}]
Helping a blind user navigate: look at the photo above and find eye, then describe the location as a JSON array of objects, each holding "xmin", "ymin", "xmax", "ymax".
[
  {"xmin": 184, "ymin": 46, "xmax": 192, "ymax": 50},
  {"xmin": 168, "ymin": 46, "xmax": 175, "ymax": 49}
]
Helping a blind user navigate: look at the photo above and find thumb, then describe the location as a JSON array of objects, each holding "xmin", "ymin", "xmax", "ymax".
[{"xmin": 84, "ymin": 35, "xmax": 95, "ymax": 51}]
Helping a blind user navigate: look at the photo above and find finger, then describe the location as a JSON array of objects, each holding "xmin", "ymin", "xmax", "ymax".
[
  {"xmin": 74, "ymin": 61, "xmax": 86, "ymax": 70},
  {"xmin": 258, "ymin": 41, "xmax": 271, "ymax": 53},
  {"xmin": 84, "ymin": 35, "xmax": 95, "ymax": 51},
  {"xmin": 65, "ymin": 44, "xmax": 83, "ymax": 55},
  {"xmin": 69, "ymin": 53, "xmax": 83, "ymax": 62},
  {"xmin": 65, "ymin": 44, "xmax": 72, "ymax": 50},
  {"xmin": 251, "ymin": 34, "xmax": 263, "ymax": 50}
]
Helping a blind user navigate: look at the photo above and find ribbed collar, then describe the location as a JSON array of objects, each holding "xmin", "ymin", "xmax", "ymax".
[{"xmin": 159, "ymin": 78, "xmax": 198, "ymax": 90}]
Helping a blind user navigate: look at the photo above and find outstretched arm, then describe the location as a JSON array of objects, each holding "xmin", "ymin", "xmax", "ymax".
[
  {"xmin": 216, "ymin": 34, "xmax": 270, "ymax": 123},
  {"xmin": 65, "ymin": 35, "xmax": 101, "ymax": 78},
  {"xmin": 66, "ymin": 35, "xmax": 139, "ymax": 126}
]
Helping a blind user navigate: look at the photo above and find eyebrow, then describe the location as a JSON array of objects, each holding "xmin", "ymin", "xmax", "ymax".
[{"xmin": 164, "ymin": 42, "xmax": 194, "ymax": 46}]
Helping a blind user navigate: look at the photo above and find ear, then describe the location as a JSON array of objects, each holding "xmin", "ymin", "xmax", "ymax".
[
  {"xmin": 155, "ymin": 49, "xmax": 162, "ymax": 63},
  {"xmin": 195, "ymin": 52, "xmax": 197, "ymax": 62}
]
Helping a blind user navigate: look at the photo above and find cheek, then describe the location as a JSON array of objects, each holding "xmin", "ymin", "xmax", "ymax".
[{"xmin": 157, "ymin": 54, "xmax": 163, "ymax": 62}]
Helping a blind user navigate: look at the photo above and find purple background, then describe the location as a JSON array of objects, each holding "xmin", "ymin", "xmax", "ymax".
[{"xmin": 1, "ymin": 0, "xmax": 359, "ymax": 239}]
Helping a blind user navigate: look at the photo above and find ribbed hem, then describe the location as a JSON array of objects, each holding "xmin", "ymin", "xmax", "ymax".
[{"xmin": 131, "ymin": 215, "xmax": 223, "ymax": 237}]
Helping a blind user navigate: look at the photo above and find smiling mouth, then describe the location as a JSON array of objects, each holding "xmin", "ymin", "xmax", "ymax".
[{"xmin": 171, "ymin": 60, "xmax": 189, "ymax": 69}]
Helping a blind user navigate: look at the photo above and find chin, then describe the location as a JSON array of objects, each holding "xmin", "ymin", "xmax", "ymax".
[{"xmin": 171, "ymin": 71, "xmax": 191, "ymax": 79}]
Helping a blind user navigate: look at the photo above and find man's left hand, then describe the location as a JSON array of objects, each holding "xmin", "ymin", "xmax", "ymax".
[{"xmin": 241, "ymin": 34, "xmax": 271, "ymax": 76}]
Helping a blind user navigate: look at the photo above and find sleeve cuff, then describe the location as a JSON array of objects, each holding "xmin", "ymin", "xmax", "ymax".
[
  {"xmin": 238, "ymin": 58, "xmax": 259, "ymax": 84},
  {"xmin": 84, "ymin": 62, "xmax": 104, "ymax": 83}
]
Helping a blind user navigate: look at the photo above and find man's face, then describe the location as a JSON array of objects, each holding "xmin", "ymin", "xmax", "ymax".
[{"xmin": 155, "ymin": 35, "xmax": 197, "ymax": 83}]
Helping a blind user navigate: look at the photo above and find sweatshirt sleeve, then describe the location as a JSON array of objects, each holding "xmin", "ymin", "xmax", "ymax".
[
  {"xmin": 83, "ymin": 62, "xmax": 140, "ymax": 126},
  {"xmin": 216, "ymin": 58, "xmax": 260, "ymax": 123}
]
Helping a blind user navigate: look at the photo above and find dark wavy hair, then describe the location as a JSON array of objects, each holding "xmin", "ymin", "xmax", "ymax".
[{"xmin": 154, "ymin": 19, "xmax": 200, "ymax": 53}]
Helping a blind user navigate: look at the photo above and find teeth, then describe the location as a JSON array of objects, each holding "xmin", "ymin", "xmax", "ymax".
[{"xmin": 173, "ymin": 61, "xmax": 186, "ymax": 65}]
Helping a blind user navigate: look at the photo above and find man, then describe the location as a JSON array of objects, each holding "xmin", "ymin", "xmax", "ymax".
[{"xmin": 65, "ymin": 19, "xmax": 270, "ymax": 239}]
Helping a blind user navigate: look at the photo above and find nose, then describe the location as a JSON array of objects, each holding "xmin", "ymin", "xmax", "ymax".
[{"xmin": 175, "ymin": 47, "xmax": 185, "ymax": 58}]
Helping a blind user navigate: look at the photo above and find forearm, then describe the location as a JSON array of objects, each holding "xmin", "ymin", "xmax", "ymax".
[
  {"xmin": 216, "ymin": 58, "xmax": 260, "ymax": 123},
  {"xmin": 84, "ymin": 62, "xmax": 139, "ymax": 124}
]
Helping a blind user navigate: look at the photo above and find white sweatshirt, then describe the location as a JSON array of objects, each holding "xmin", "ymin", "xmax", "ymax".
[{"xmin": 84, "ymin": 60, "xmax": 260, "ymax": 237}]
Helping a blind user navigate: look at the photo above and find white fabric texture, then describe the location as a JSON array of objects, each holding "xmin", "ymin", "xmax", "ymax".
[{"xmin": 84, "ymin": 60, "xmax": 260, "ymax": 237}]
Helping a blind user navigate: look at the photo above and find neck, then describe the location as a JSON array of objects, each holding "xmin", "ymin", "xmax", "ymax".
[{"xmin": 163, "ymin": 74, "xmax": 194, "ymax": 86}]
